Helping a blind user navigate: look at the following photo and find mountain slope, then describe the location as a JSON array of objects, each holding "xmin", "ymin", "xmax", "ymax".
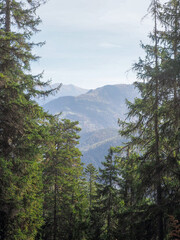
[
  {"xmin": 43, "ymin": 84, "xmax": 139, "ymax": 167},
  {"xmin": 79, "ymin": 128, "xmax": 125, "ymax": 168},
  {"xmin": 43, "ymin": 84, "xmax": 139, "ymax": 133},
  {"xmin": 37, "ymin": 84, "xmax": 88, "ymax": 105}
]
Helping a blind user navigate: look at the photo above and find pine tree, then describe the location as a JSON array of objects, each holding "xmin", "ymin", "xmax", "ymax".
[
  {"xmin": 118, "ymin": 0, "xmax": 180, "ymax": 239},
  {"xmin": 85, "ymin": 163, "xmax": 98, "ymax": 209},
  {"xmin": 42, "ymin": 117, "xmax": 87, "ymax": 240},
  {"xmin": 95, "ymin": 148, "xmax": 119, "ymax": 240},
  {"xmin": 0, "ymin": 0, "xmax": 57, "ymax": 239},
  {"xmin": 114, "ymin": 147, "xmax": 152, "ymax": 240},
  {"xmin": 158, "ymin": 0, "xmax": 180, "ymax": 173}
]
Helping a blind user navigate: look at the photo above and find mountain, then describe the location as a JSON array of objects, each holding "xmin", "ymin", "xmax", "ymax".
[
  {"xmin": 36, "ymin": 83, "xmax": 88, "ymax": 105},
  {"xmin": 79, "ymin": 128, "xmax": 126, "ymax": 168},
  {"xmin": 43, "ymin": 84, "xmax": 139, "ymax": 167},
  {"xmin": 43, "ymin": 84, "xmax": 139, "ymax": 133}
]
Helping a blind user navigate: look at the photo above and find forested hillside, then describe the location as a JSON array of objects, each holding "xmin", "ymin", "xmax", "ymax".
[
  {"xmin": 43, "ymin": 84, "xmax": 139, "ymax": 132},
  {"xmin": 0, "ymin": 0, "xmax": 179, "ymax": 240},
  {"xmin": 43, "ymin": 84, "xmax": 139, "ymax": 167},
  {"xmin": 79, "ymin": 128, "xmax": 125, "ymax": 168}
]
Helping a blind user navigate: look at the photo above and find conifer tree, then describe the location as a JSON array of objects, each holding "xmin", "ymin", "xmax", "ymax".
[
  {"xmin": 158, "ymin": 0, "xmax": 180, "ymax": 167},
  {"xmin": 114, "ymin": 147, "xmax": 152, "ymax": 240},
  {"xmin": 85, "ymin": 163, "xmax": 98, "ymax": 209},
  {"xmin": 119, "ymin": 0, "xmax": 180, "ymax": 239},
  {"xmin": 95, "ymin": 148, "xmax": 119, "ymax": 240},
  {"xmin": 0, "ymin": 0, "xmax": 56, "ymax": 239},
  {"xmin": 42, "ymin": 117, "xmax": 87, "ymax": 240}
]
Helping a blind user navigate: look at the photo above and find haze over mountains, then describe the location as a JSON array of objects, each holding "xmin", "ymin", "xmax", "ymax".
[
  {"xmin": 37, "ymin": 84, "xmax": 88, "ymax": 105},
  {"xmin": 43, "ymin": 84, "xmax": 138, "ymax": 132},
  {"xmin": 42, "ymin": 84, "xmax": 139, "ymax": 167}
]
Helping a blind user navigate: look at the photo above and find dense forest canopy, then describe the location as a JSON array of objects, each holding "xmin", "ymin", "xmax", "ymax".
[{"xmin": 0, "ymin": 0, "xmax": 179, "ymax": 240}]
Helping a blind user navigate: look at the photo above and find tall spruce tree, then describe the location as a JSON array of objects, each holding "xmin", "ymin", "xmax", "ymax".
[
  {"xmin": 85, "ymin": 163, "xmax": 98, "ymax": 210},
  {"xmin": 0, "ymin": 0, "xmax": 56, "ymax": 239},
  {"xmin": 158, "ymin": 0, "xmax": 180, "ymax": 225},
  {"xmin": 95, "ymin": 148, "xmax": 119, "ymax": 240},
  {"xmin": 84, "ymin": 164, "xmax": 99, "ymax": 240},
  {"xmin": 42, "ymin": 118, "xmax": 87, "ymax": 240},
  {"xmin": 158, "ymin": 0, "xmax": 180, "ymax": 169},
  {"xmin": 119, "ymin": 0, "xmax": 180, "ymax": 239},
  {"xmin": 114, "ymin": 147, "xmax": 151, "ymax": 240}
]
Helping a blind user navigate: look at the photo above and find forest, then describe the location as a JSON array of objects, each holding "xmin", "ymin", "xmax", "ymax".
[{"xmin": 0, "ymin": 0, "xmax": 179, "ymax": 239}]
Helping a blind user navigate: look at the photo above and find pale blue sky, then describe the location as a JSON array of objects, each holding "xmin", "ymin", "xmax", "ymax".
[{"xmin": 32, "ymin": 0, "xmax": 153, "ymax": 89}]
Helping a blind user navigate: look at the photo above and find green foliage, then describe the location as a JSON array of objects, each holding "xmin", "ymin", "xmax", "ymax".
[
  {"xmin": 117, "ymin": 0, "xmax": 180, "ymax": 239},
  {"xmin": 0, "ymin": 0, "xmax": 180, "ymax": 240},
  {"xmin": 42, "ymin": 117, "xmax": 87, "ymax": 240},
  {"xmin": 0, "ymin": 1, "xmax": 56, "ymax": 239},
  {"xmin": 85, "ymin": 163, "xmax": 98, "ymax": 209},
  {"xmin": 94, "ymin": 148, "xmax": 120, "ymax": 240}
]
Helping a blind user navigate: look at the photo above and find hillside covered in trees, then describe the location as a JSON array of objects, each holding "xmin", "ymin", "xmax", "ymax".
[
  {"xmin": 43, "ymin": 84, "xmax": 139, "ymax": 167},
  {"xmin": 0, "ymin": 0, "xmax": 179, "ymax": 240}
]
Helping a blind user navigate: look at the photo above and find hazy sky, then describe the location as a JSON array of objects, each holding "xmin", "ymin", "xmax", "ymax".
[{"xmin": 32, "ymin": 0, "xmax": 153, "ymax": 89}]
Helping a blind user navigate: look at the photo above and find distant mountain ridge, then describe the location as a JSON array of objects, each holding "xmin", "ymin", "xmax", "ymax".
[
  {"xmin": 36, "ymin": 83, "xmax": 88, "ymax": 105},
  {"xmin": 43, "ymin": 83, "xmax": 139, "ymax": 167},
  {"xmin": 43, "ymin": 84, "xmax": 139, "ymax": 133}
]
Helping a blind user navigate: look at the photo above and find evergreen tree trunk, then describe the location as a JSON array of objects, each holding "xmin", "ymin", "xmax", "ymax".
[
  {"xmin": 107, "ymin": 184, "xmax": 112, "ymax": 240},
  {"xmin": 2, "ymin": 0, "xmax": 11, "ymax": 159},
  {"xmin": 53, "ymin": 173, "xmax": 58, "ymax": 240},
  {"xmin": 90, "ymin": 173, "xmax": 92, "ymax": 208},
  {"xmin": 154, "ymin": 1, "xmax": 163, "ymax": 239},
  {"xmin": 5, "ymin": 0, "xmax": 10, "ymax": 32},
  {"xmin": 173, "ymin": 2, "xmax": 179, "ymax": 155}
]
